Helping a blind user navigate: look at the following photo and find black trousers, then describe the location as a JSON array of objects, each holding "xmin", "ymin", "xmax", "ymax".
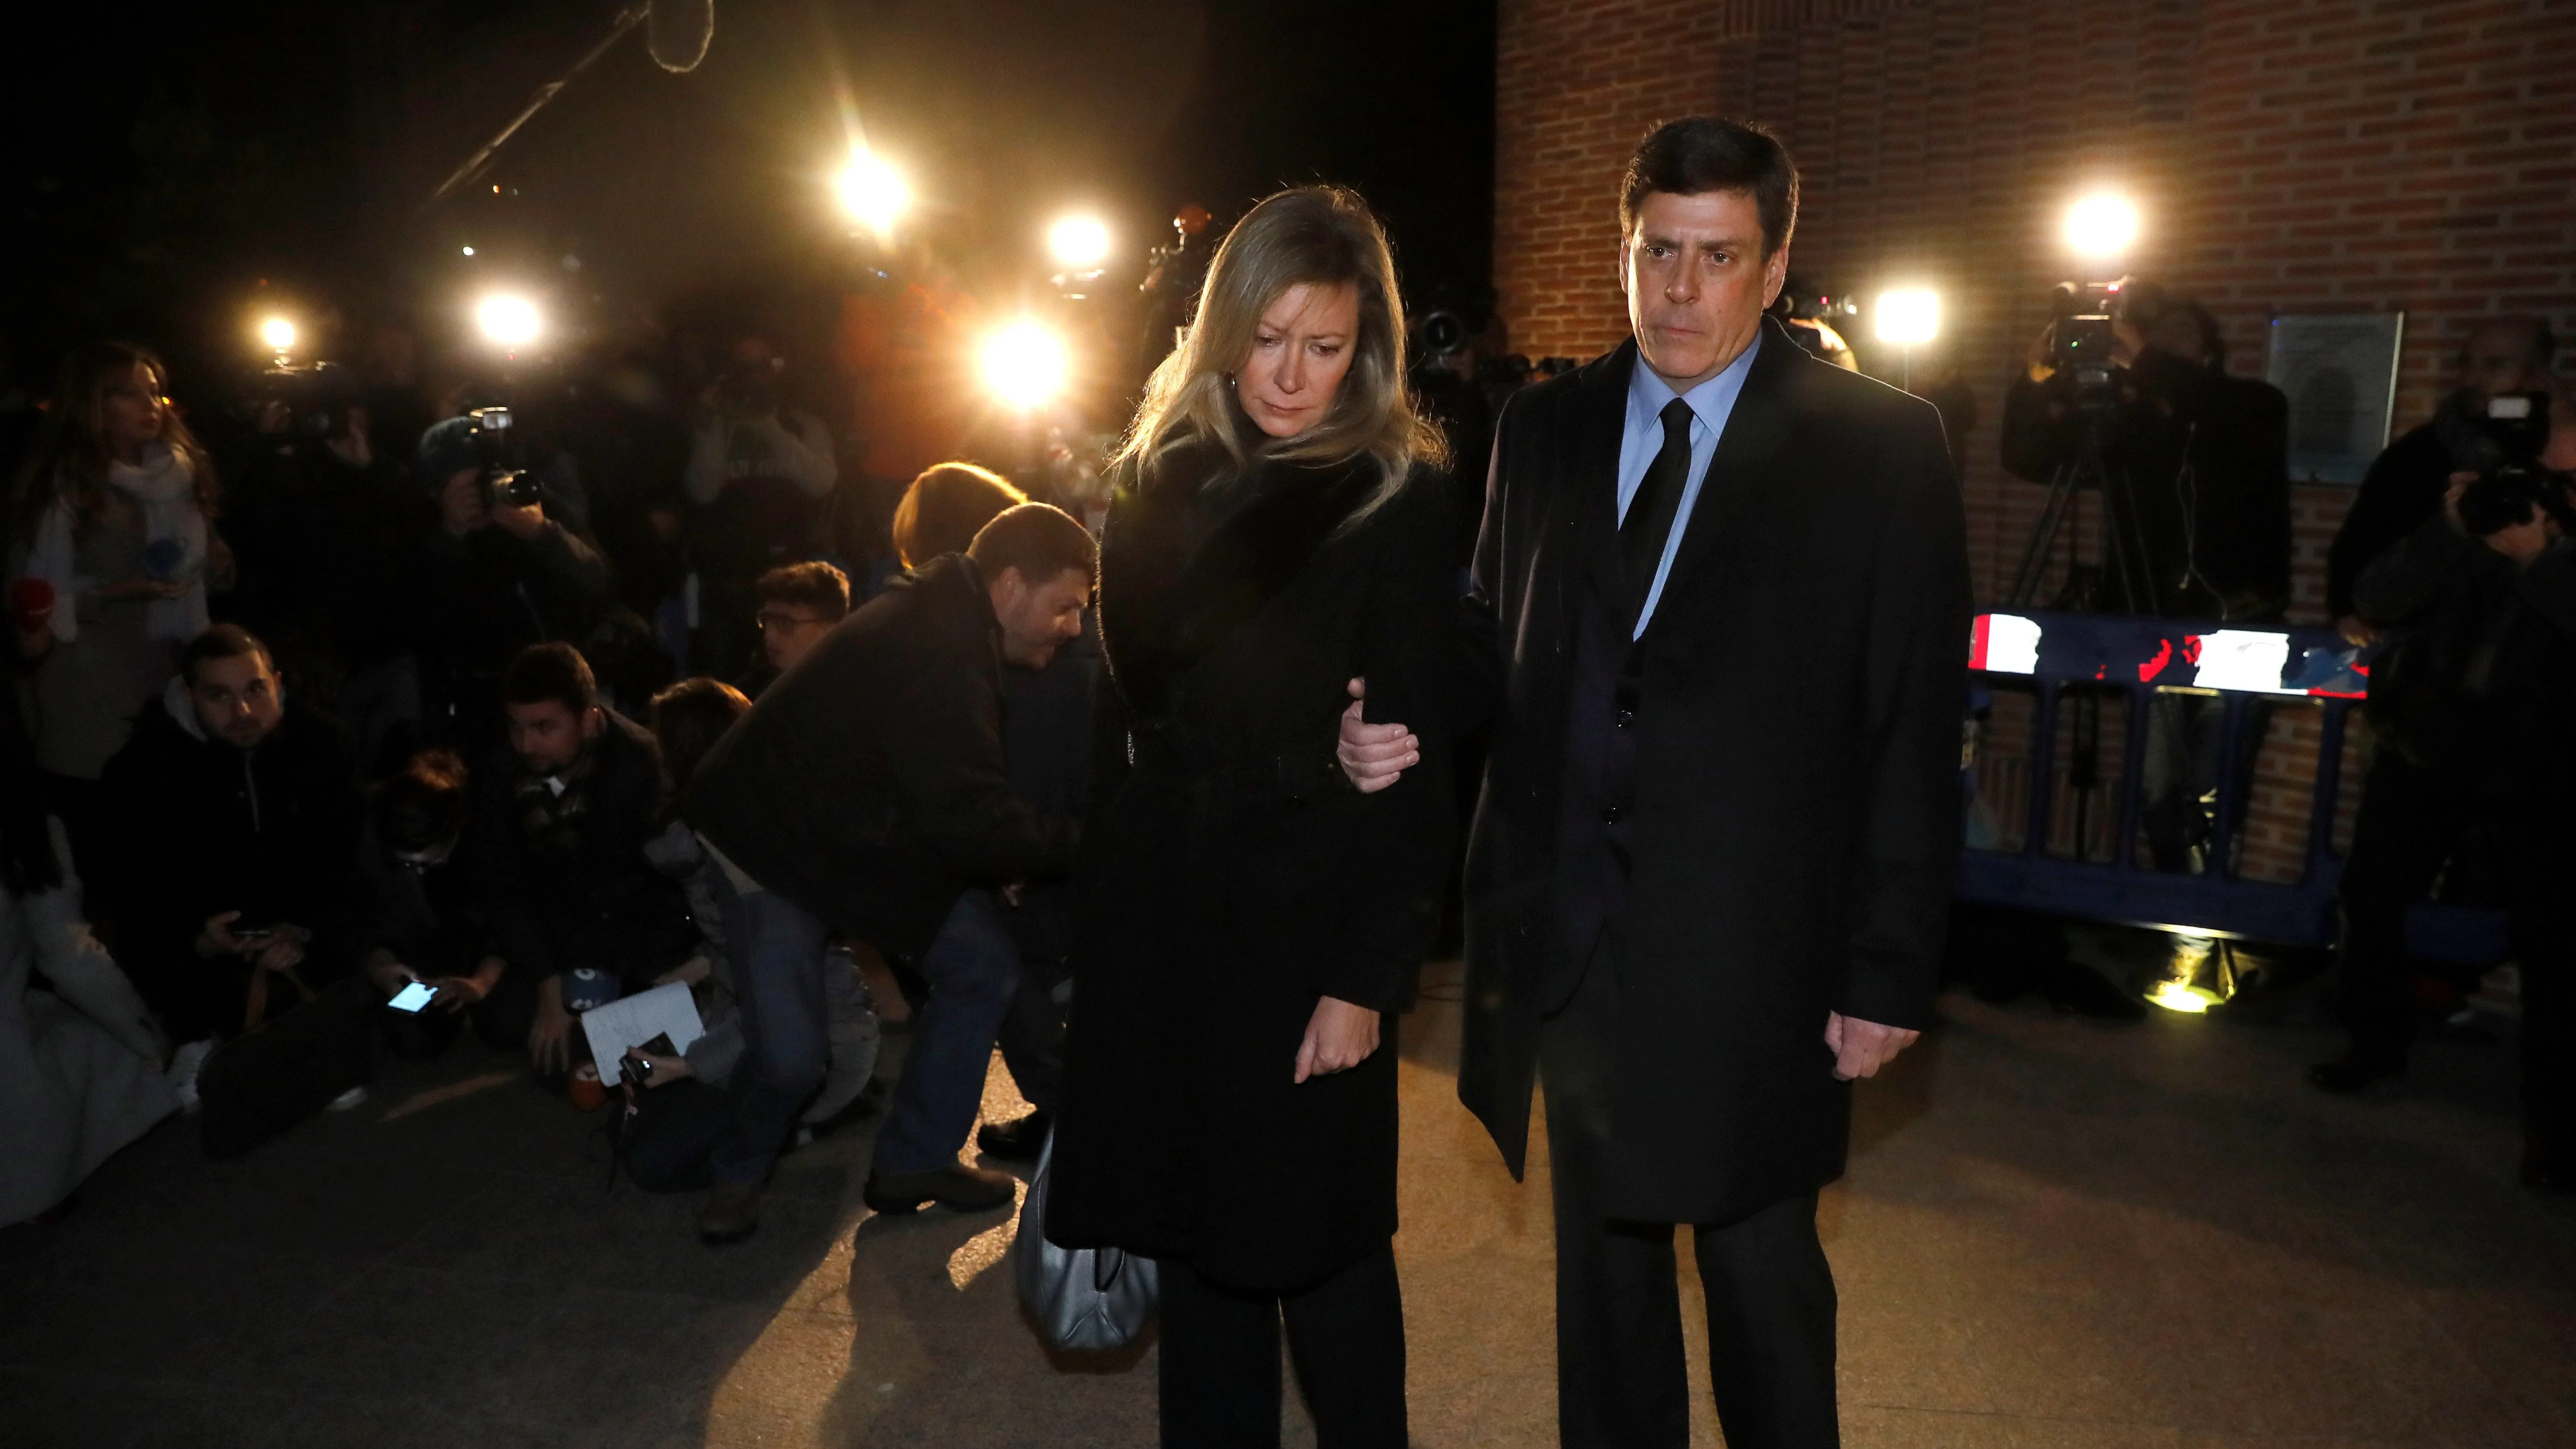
[
  {"xmin": 2334, "ymin": 750, "xmax": 2474, "ymax": 1065},
  {"xmin": 2494, "ymin": 814, "xmax": 2576, "ymax": 1159},
  {"xmin": 1542, "ymin": 953, "xmax": 1839, "ymax": 1449},
  {"xmin": 1157, "ymin": 1244, "xmax": 1406, "ymax": 1449}
]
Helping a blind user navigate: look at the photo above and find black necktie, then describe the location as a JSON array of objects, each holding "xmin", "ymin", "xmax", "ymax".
[{"xmin": 1621, "ymin": 397, "xmax": 1695, "ymax": 597}]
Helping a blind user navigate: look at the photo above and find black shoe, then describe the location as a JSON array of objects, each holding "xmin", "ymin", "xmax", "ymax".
[
  {"xmin": 801, "ymin": 1079, "xmax": 888, "ymax": 1143},
  {"xmin": 2306, "ymin": 1054, "xmax": 2406, "ymax": 1094},
  {"xmin": 975, "ymin": 1110, "xmax": 1051, "ymax": 1163},
  {"xmin": 862, "ymin": 1164, "xmax": 1018, "ymax": 1216}
]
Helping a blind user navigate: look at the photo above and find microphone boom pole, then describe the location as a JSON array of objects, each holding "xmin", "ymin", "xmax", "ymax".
[{"xmin": 427, "ymin": 3, "xmax": 653, "ymax": 207}]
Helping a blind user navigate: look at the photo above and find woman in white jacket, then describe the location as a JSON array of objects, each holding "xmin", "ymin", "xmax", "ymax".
[{"xmin": 5, "ymin": 340, "xmax": 233, "ymax": 873}]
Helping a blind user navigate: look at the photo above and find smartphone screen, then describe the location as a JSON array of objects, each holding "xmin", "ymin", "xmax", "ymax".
[{"xmin": 387, "ymin": 981, "xmax": 437, "ymax": 1014}]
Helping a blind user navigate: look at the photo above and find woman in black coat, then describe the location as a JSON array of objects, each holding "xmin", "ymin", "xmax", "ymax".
[{"xmin": 1048, "ymin": 186, "xmax": 1458, "ymax": 1448}]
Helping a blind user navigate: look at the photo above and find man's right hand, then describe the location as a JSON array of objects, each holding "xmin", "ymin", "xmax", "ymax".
[
  {"xmin": 196, "ymin": 910, "xmax": 250, "ymax": 958},
  {"xmin": 529, "ymin": 974, "xmax": 573, "ymax": 1074},
  {"xmin": 438, "ymin": 469, "xmax": 490, "ymax": 539},
  {"xmin": 1336, "ymin": 678, "xmax": 1418, "ymax": 795}
]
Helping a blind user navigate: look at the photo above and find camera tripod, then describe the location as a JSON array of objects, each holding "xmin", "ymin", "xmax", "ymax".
[{"xmin": 2006, "ymin": 411, "xmax": 2161, "ymax": 616}]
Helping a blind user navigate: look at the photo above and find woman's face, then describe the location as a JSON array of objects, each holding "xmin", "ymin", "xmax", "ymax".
[
  {"xmin": 1237, "ymin": 282, "xmax": 1361, "ymax": 439},
  {"xmin": 100, "ymin": 363, "xmax": 167, "ymax": 453}
]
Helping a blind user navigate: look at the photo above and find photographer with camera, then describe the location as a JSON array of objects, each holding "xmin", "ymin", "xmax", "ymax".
[
  {"xmin": 2002, "ymin": 284, "xmax": 2293, "ymax": 620},
  {"xmin": 2328, "ymin": 318, "xmax": 2560, "ymax": 646},
  {"xmin": 2312, "ymin": 376, "xmax": 2576, "ymax": 1190},
  {"xmin": 224, "ymin": 361, "xmax": 421, "ymax": 769},
  {"xmin": 409, "ymin": 411, "xmax": 613, "ymax": 753}
]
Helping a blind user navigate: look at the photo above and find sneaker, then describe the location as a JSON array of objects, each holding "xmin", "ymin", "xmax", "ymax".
[
  {"xmin": 167, "ymin": 1038, "xmax": 217, "ymax": 1115},
  {"xmin": 324, "ymin": 1086, "xmax": 369, "ymax": 1113}
]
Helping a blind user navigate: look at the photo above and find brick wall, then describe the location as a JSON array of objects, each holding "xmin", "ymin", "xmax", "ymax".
[
  {"xmin": 1493, "ymin": 0, "xmax": 2576, "ymax": 619},
  {"xmin": 1494, "ymin": 0, "xmax": 2570, "ymax": 888}
]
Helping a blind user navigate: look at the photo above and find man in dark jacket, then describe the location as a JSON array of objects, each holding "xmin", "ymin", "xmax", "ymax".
[
  {"xmin": 1350, "ymin": 119, "xmax": 1968, "ymax": 1448},
  {"xmin": 685, "ymin": 504, "xmax": 1089, "ymax": 1242},
  {"xmin": 102, "ymin": 625, "xmax": 366, "ymax": 1046},
  {"xmin": 472, "ymin": 643, "xmax": 694, "ymax": 1076}
]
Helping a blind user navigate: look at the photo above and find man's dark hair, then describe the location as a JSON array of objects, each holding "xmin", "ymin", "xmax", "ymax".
[
  {"xmin": 178, "ymin": 623, "xmax": 274, "ymax": 688},
  {"xmin": 967, "ymin": 503, "xmax": 1097, "ymax": 587},
  {"xmin": 377, "ymin": 749, "xmax": 470, "ymax": 854},
  {"xmin": 1620, "ymin": 117, "xmax": 1799, "ymax": 259},
  {"xmin": 649, "ymin": 677, "xmax": 751, "ymax": 804},
  {"xmin": 500, "ymin": 641, "xmax": 598, "ymax": 716},
  {"xmin": 755, "ymin": 560, "xmax": 850, "ymax": 619}
]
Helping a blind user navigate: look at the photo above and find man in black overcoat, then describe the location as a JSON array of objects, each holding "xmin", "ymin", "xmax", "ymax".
[{"xmin": 1348, "ymin": 117, "xmax": 1969, "ymax": 1447}]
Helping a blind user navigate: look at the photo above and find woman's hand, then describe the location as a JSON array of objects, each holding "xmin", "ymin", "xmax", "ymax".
[{"xmin": 1294, "ymin": 995, "xmax": 1381, "ymax": 1083}]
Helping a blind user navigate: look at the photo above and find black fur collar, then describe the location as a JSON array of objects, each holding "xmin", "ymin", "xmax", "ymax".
[{"xmin": 1099, "ymin": 439, "xmax": 1382, "ymax": 726}]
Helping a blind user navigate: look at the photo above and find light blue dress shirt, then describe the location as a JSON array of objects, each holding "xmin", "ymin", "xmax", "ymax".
[{"xmin": 1614, "ymin": 332, "xmax": 1762, "ymax": 636}]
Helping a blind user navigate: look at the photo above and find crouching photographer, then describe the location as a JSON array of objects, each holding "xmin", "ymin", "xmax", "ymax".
[{"xmin": 2319, "ymin": 391, "xmax": 2576, "ymax": 1190}]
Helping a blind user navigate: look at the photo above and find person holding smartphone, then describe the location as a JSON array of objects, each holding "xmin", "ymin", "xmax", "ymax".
[{"xmin": 354, "ymin": 749, "xmax": 536, "ymax": 1055}]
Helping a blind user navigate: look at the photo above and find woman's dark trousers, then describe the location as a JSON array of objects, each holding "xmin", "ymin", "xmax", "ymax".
[{"xmin": 1157, "ymin": 1244, "xmax": 1407, "ymax": 1449}]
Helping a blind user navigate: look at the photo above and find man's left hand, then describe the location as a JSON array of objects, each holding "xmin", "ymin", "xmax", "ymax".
[
  {"xmin": 252, "ymin": 924, "xmax": 312, "ymax": 975},
  {"xmin": 1824, "ymin": 1012, "xmax": 1919, "ymax": 1081}
]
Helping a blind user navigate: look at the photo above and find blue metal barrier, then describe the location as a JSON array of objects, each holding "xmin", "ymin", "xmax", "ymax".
[{"xmin": 1959, "ymin": 612, "xmax": 2367, "ymax": 948}]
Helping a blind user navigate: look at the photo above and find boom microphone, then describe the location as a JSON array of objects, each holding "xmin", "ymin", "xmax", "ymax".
[{"xmin": 647, "ymin": 0, "xmax": 713, "ymax": 73}]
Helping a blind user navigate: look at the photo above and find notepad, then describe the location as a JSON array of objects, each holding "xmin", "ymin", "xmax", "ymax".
[{"xmin": 580, "ymin": 981, "xmax": 706, "ymax": 1072}]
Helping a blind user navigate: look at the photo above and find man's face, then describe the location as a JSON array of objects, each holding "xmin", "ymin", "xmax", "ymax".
[
  {"xmin": 505, "ymin": 698, "xmax": 601, "ymax": 777},
  {"xmin": 189, "ymin": 652, "xmax": 284, "ymax": 750},
  {"xmin": 990, "ymin": 565, "xmax": 1090, "ymax": 669},
  {"xmin": 758, "ymin": 602, "xmax": 838, "ymax": 672},
  {"xmin": 2462, "ymin": 324, "xmax": 2543, "ymax": 403},
  {"xmin": 1621, "ymin": 189, "xmax": 1788, "ymax": 390}
]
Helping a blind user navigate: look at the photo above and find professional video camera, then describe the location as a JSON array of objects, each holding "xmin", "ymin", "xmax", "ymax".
[
  {"xmin": 248, "ymin": 361, "xmax": 365, "ymax": 445},
  {"xmin": 466, "ymin": 406, "xmax": 543, "ymax": 507},
  {"xmin": 2458, "ymin": 458, "xmax": 2575, "ymax": 539},
  {"xmin": 2043, "ymin": 280, "xmax": 2130, "ymax": 411}
]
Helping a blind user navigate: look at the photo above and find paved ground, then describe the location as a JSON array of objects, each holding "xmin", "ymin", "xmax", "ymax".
[{"xmin": 4, "ymin": 954, "xmax": 2572, "ymax": 1449}]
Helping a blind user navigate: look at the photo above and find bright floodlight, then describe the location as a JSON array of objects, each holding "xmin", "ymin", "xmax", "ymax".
[
  {"xmin": 475, "ymin": 293, "xmax": 542, "ymax": 349},
  {"xmin": 836, "ymin": 149, "xmax": 911, "ymax": 237},
  {"xmin": 2063, "ymin": 193, "xmax": 2141, "ymax": 260},
  {"xmin": 979, "ymin": 319, "xmax": 1071, "ymax": 411},
  {"xmin": 1873, "ymin": 289, "xmax": 1941, "ymax": 346},
  {"xmin": 259, "ymin": 316, "xmax": 298, "ymax": 354},
  {"xmin": 1047, "ymin": 213, "xmax": 1112, "ymax": 270}
]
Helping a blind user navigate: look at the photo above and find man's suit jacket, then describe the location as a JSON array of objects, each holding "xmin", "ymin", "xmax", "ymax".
[{"xmin": 1458, "ymin": 316, "xmax": 1972, "ymax": 1224}]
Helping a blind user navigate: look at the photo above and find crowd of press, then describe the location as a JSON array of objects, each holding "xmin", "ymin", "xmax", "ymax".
[{"xmin": 3, "ymin": 210, "xmax": 2571, "ymax": 1272}]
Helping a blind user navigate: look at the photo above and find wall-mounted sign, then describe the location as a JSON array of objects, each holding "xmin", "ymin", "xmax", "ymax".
[{"xmin": 2265, "ymin": 313, "xmax": 2405, "ymax": 485}]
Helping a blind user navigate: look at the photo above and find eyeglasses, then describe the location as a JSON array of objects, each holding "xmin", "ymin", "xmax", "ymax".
[{"xmin": 756, "ymin": 609, "xmax": 825, "ymax": 633}]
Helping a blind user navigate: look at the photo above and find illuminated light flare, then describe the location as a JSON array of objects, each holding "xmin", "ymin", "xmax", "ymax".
[
  {"xmin": 1047, "ymin": 213, "xmax": 1112, "ymax": 270},
  {"xmin": 978, "ymin": 319, "xmax": 1071, "ymax": 411},
  {"xmin": 835, "ymin": 149, "xmax": 911, "ymax": 237},
  {"xmin": 2063, "ymin": 192, "xmax": 2141, "ymax": 261},
  {"xmin": 475, "ymin": 294, "xmax": 542, "ymax": 349},
  {"xmin": 2147, "ymin": 979, "xmax": 2215, "ymax": 1014},
  {"xmin": 1873, "ymin": 288, "xmax": 1942, "ymax": 346},
  {"xmin": 258, "ymin": 317, "xmax": 298, "ymax": 354}
]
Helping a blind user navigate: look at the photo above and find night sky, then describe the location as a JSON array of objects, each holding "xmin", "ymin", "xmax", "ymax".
[{"xmin": 4, "ymin": 0, "xmax": 1495, "ymax": 391}]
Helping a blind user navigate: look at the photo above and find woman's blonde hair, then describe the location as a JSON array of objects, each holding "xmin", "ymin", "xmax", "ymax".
[{"xmin": 1112, "ymin": 186, "xmax": 1441, "ymax": 514}]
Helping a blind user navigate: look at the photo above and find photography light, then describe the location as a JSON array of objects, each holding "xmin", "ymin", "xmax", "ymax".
[
  {"xmin": 1872, "ymin": 289, "xmax": 1941, "ymax": 347},
  {"xmin": 835, "ymin": 148, "xmax": 911, "ymax": 239},
  {"xmin": 1047, "ymin": 213, "xmax": 1112, "ymax": 271},
  {"xmin": 979, "ymin": 319, "xmax": 1071, "ymax": 411},
  {"xmin": 475, "ymin": 293, "xmax": 543, "ymax": 350},
  {"xmin": 2063, "ymin": 192, "xmax": 2141, "ymax": 261},
  {"xmin": 258, "ymin": 316, "xmax": 298, "ymax": 356}
]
